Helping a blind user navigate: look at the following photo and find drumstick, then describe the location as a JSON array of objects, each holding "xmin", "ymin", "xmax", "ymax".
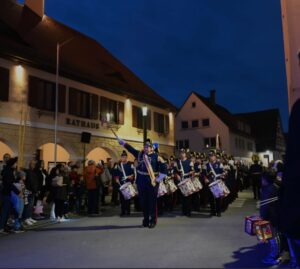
[{"xmin": 110, "ymin": 128, "xmax": 118, "ymax": 139}]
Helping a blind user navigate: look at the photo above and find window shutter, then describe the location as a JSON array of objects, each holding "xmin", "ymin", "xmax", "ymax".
[
  {"xmin": 90, "ymin": 94, "xmax": 99, "ymax": 120},
  {"xmin": 147, "ymin": 110, "xmax": 151, "ymax": 130},
  {"xmin": 0, "ymin": 67, "xmax": 9, "ymax": 101},
  {"xmin": 154, "ymin": 112, "xmax": 159, "ymax": 132},
  {"xmin": 58, "ymin": 84, "xmax": 66, "ymax": 113},
  {"xmin": 118, "ymin": 101, "xmax": 124, "ymax": 125},
  {"xmin": 28, "ymin": 76, "xmax": 39, "ymax": 107},
  {"xmin": 165, "ymin": 115, "xmax": 169, "ymax": 134},
  {"xmin": 100, "ymin": 96, "xmax": 109, "ymax": 121},
  {"xmin": 132, "ymin": 106, "xmax": 138, "ymax": 128}
]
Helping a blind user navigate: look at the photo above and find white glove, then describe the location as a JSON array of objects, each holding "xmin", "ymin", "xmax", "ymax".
[
  {"xmin": 117, "ymin": 137, "xmax": 125, "ymax": 146},
  {"xmin": 156, "ymin": 173, "xmax": 167, "ymax": 183}
]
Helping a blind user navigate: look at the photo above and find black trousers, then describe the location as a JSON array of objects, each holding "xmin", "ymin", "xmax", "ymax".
[
  {"xmin": 137, "ymin": 181, "xmax": 159, "ymax": 225},
  {"xmin": 111, "ymin": 183, "xmax": 120, "ymax": 205},
  {"xmin": 119, "ymin": 191, "xmax": 131, "ymax": 214},
  {"xmin": 87, "ymin": 189, "xmax": 99, "ymax": 214},
  {"xmin": 54, "ymin": 199, "xmax": 65, "ymax": 218},
  {"xmin": 252, "ymin": 176, "xmax": 261, "ymax": 199},
  {"xmin": 208, "ymin": 191, "xmax": 221, "ymax": 215},
  {"xmin": 182, "ymin": 195, "xmax": 192, "ymax": 216},
  {"xmin": 192, "ymin": 192, "xmax": 201, "ymax": 211}
]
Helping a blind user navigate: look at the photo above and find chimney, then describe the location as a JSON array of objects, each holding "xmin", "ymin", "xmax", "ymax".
[
  {"xmin": 25, "ymin": 0, "xmax": 44, "ymax": 18},
  {"xmin": 210, "ymin": 89, "xmax": 216, "ymax": 105}
]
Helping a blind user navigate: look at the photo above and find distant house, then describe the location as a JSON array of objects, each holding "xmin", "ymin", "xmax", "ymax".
[
  {"xmin": 237, "ymin": 109, "xmax": 286, "ymax": 165},
  {"xmin": 175, "ymin": 91, "xmax": 256, "ymax": 162}
]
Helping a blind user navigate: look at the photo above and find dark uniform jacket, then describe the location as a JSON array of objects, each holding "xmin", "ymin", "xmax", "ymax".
[
  {"xmin": 205, "ymin": 161, "xmax": 224, "ymax": 184},
  {"xmin": 112, "ymin": 162, "xmax": 134, "ymax": 186}
]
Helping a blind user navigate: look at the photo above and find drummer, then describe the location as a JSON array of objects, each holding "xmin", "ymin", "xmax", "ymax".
[
  {"xmin": 192, "ymin": 153, "xmax": 202, "ymax": 212},
  {"xmin": 205, "ymin": 150, "xmax": 224, "ymax": 217},
  {"xmin": 176, "ymin": 148, "xmax": 194, "ymax": 217},
  {"xmin": 112, "ymin": 150, "xmax": 134, "ymax": 216},
  {"xmin": 117, "ymin": 137, "xmax": 167, "ymax": 228}
]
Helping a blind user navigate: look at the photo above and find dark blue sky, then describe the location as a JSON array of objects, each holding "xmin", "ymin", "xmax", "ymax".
[{"xmin": 21, "ymin": 0, "xmax": 289, "ymax": 129}]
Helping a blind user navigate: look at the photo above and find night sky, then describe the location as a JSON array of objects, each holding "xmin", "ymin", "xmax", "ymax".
[{"xmin": 19, "ymin": 0, "xmax": 289, "ymax": 130}]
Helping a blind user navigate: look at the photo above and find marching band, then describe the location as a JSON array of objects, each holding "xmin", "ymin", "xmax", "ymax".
[{"xmin": 113, "ymin": 133, "xmax": 238, "ymax": 228}]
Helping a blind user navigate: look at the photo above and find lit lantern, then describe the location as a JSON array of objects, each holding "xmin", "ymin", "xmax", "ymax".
[
  {"xmin": 255, "ymin": 220, "xmax": 273, "ymax": 243},
  {"xmin": 244, "ymin": 215, "xmax": 262, "ymax": 236}
]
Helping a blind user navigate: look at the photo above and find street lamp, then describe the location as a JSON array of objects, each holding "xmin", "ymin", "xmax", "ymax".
[
  {"xmin": 142, "ymin": 106, "xmax": 148, "ymax": 144},
  {"xmin": 54, "ymin": 37, "xmax": 75, "ymax": 165}
]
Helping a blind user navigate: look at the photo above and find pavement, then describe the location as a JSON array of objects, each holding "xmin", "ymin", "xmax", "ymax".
[{"xmin": 0, "ymin": 191, "xmax": 285, "ymax": 268}]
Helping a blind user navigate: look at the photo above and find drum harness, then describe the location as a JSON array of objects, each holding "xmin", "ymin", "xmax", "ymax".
[
  {"xmin": 119, "ymin": 163, "xmax": 134, "ymax": 186},
  {"xmin": 208, "ymin": 163, "xmax": 223, "ymax": 182},
  {"xmin": 179, "ymin": 160, "xmax": 191, "ymax": 181}
]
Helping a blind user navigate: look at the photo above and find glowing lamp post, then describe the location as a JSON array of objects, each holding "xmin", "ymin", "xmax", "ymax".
[{"xmin": 142, "ymin": 106, "xmax": 148, "ymax": 144}]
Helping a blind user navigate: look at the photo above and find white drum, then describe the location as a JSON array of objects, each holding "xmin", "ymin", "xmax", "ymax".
[
  {"xmin": 157, "ymin": 181, "xmax": 168, "ymax": 198},
  {"xmin": 166, "ymin": 179, "xmax": 178, "ymax": 194},
  {"xmin": 119, "ymin": 182, "xmax": 137, "ymax": 200},
  {"xmin": 178, "ymin": 178, "xmax": 196, "ymax": 197},
  {"xmin": 191, "ymin": 177, "xmax": 203, "ymax": 191},
  {"xmin": 132, "ymin": 183, "xmax": 139, "ymax": 195},
  {"xmin": 209, "ymin": 180, "xmax": 230, "ymax": 198}
]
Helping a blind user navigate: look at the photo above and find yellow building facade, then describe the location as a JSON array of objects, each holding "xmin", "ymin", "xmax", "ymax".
[{"xmin": 0, "ymin": 0, "xmax": 175, "ymax": 169}]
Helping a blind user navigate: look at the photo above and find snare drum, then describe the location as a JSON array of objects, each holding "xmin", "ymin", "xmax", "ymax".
[
  {"xmin": 191, "ymin": 177, "xmax": 203, "ymax": 191},
  {"xmin": 119, "ymin": 182, "xmax": 137, "ymax": 200},
  {"xmin": 220, "ymin": 180, "xmax": 230, "ymax": 197},
  {"xmin": 209, "ymin": 180, "xmax": 225, "ymax": 198},
  {"xmin": 157, "ymin": 181, "xmax": 168, "ymax": 198},
  {"xmin": 165, "ymin": 179, "xmax": 178, "ymax": 194},
  {"xmin": 178, "ymin": 178, "xmax": 196, "ymax": 197}
]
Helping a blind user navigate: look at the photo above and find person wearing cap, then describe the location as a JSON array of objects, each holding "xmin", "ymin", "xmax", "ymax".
[
  {"xmin": 0, "ymin": 157, "xmax": 19, "ymax": 234},
  {"xmin": 192, "ymin": 153, "xmax": 202, "ymax": 212},
  {"xmin": 249, "ymin": 157, "xmax": 263, "ymax": 200},
  {"xmin": 176, "ymin": 148, "xmax": 194, "ymax": 217},
  {"xmin": 205, "ymin": 151, "xmax": 224, "ymax": 217},
  {"xmin": 164, "ymin": 156, "xmax": 178, "ymax": 212},
  {"xmin": 112, "ymin": 150, "xmax": 134, "ymax": 216},
  {"xmin": 117, "ymin": 137, "xmax": 167, "ymax": 228}
]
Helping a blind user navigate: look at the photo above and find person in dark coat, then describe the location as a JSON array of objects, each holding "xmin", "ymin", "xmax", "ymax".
[
  {"xmin": 279, "ymin": 99, "xmax": 300, "ymax": 268},
  {"xmin": 34, "ymin": 160, "xmax": 48, "ymax": 219},
  {"xmin": 259, "ymin": 170, "xmax": 282, "ymax": 265},
  {"xmin": 24, "ymin": 160, "xmax": 39, "ymax": 224},
  {"xmin": 52, "ymin": 164, "xmax": 70, "ymax": 222},
  {"xmin": 249, "ymin": 159, "xmax": 263, "ymax": 200},
  {"xmin": 0, "ymin": 157, "xmax": 19, "ymax": 233}
]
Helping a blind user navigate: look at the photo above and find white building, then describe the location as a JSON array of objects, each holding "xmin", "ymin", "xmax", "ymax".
[
  {"xmin": 175, "ymin": 91, "xmax": 256, "ymax": 162},
  {"xmin": 237, "ymin": 109, "xmax": 286, "ymax": 166}
]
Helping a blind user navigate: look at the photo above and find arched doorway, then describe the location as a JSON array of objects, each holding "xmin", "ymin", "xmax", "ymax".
[
  {"xmin": 0, "ymin": 141, "xmax": 14, "ymax": 160},
  {"xmin": 86, "ymin": 147, "xmax": 114, "ymax": 165},
  {"xmin": 39, "ymin": 143, "xmax": 70, "ymax": 171}
]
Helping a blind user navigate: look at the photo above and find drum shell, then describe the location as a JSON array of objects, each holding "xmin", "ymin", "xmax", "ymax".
[
  {"xmin": 119, "ymin": 182, "xmax": 137, "ymax": 200},
  {"xmin": 165, "ymin": 179, "xmax": 177, "ymax": 194},
  {"xmin": 191, "ymin": 177, "xmax": 203, "ymax": 191},
  {"xmin": 178, "ymin": 178, "xmax": 196, "ymax": 197},
  {"xmin": 157, "ymin": 181, "xmax": 168, "ymax": 197}
]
